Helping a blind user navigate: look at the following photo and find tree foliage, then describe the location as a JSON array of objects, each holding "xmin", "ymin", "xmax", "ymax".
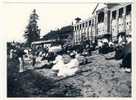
[
  {"xmin": 24, "ymin": 9, "xmax": 40, "ymax": 47},
  {"xmin": 43, "ymin": 25, "xmax": 73, "ymax": 40},
  {"xmin": 43, "ymin": 25, "xmax": 73, "ymax": 46}
]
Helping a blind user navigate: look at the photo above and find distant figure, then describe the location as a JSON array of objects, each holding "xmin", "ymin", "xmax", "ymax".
[
  {"xmin": 76, "ymin": 52, "xmax": 87, "ymax": 65},
  {"xmin": 46, "ymin": 52, "xmax": 56, "ymax": 67},
  {"xmin": 82, "ymin": 49, "xmax": 88, "ymax": 57},
  {"xmin": 126, "ymin": 34, "xmax": 132, "ymax": 44},
  {"xmin": 121, "ymin": 42, "xmax": 131, "ymax": 72},
  {"xmin": 98, "ymin": 41, "xmax": 103, "ymax": 53},
  {"xmin": 98, "ymin": 40, "xmax": 103, "ymax": 48},
  {"xmin": 31, "ymin": 49, "xmax": 37, "ymax": 67},
  {"xmin": 9, "ymin": 49, "xmax": 14, "ymax": 59},
  {"xmin": 36, "ymin": 53, "xmax": 43, "ymax": 63},
  {"xmin": 108, "ymin": 41, "xmax": 114, "ymax": 52},
  {"xmin": 118, "ymin": 36, "xmax": 123, "ymax": 44},
  {"xmin": 16, "ymin": 45, "xmax": 25, "ymax": 73},
  {"xmin": 115, "ymin": 44, "xmax": 124, "ymax": 59},
  {"xmin": 102, "ymin": 38, "xmax": 109, "ymax": 54},
  {"xmin": 48, "ymin": 45, "xmax": 62, "ymax": 53},
  {"xmin": 109, "ymin": 41, "xmax": 114, "ymax": 47}
]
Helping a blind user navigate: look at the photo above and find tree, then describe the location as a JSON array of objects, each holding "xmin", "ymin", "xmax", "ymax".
[{"xmin": 24, "ymin": 9, "xmax": 40, "ymax": 47}]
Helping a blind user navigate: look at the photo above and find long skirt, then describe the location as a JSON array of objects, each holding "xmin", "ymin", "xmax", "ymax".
[
  {"xmin": 18, "ymin": 57, "xmax": 24, "ymax": 73},
  {"xmin": 57, "ymin": 67, "xmax": 78, "ymax": 77},
  {"xmin": 122, "ymin": 53, "xmax": 131, "ymax": 69}
]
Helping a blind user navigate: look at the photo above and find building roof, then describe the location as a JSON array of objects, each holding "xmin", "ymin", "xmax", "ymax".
[
  {"xmin": 31, "ymin": 39, "xmax": 56, "ymax": 45},
  {"xmin": 92, "ymin": 3, "xmax": 121, "ymax": 14},
  {"xmin": 92, "ymin": 3, "xmax": 107, "ymax": 14}
]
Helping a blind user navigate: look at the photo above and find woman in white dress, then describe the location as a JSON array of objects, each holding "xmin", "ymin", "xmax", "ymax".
[
  {"xmin": 57, "ymin": 53, "xmax": 79, "ymax": 77},
  {"xmin": 52, "ymin": 54, "xmax": 65, "ymax": 71}
]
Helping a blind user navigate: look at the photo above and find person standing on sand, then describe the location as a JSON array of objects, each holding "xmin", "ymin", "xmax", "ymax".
[
  {"xmin": 16, "ymin": 45, "xmax": 26, "ymax": 73},
  {"xmin": 9, "ymin": 49, "xmax": 14, "ymax": 59}
]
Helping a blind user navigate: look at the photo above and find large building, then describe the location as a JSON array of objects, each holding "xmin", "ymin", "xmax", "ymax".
[
  {"xmin": 73, "ymin": 3, "xmax": 132, "ymax": 45},
  {"xmin": 31, "ymin": 25, "xmax": 74, "ymax": 48}
]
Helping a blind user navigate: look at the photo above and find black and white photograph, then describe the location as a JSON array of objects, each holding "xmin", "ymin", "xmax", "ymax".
[{"xmin": 3, "ymin": 1, "xmax": 133, "ymax": 98}]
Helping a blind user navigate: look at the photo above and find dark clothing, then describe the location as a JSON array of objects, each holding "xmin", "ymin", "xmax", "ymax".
[
  {"xmin": 46, "ymin": 52, "xmax": 56, "ymax": 61},
  {"xmin": 16, "ymin": 48, "xmax": 25, "ymax": 58},
  {"xmin": 115, "ymin": 46, "xmax": 124, "ymax": 59},
  {"xmin": 122, "ymin": 53, "xmax": 131, "ymax": 68},
  {"xmin": 121, "ymin": 42, "xmax": 131, "ymax": 68},
  {"xmin": 32, "ymin": 56, "xmax": 36, "ymax": 66}
]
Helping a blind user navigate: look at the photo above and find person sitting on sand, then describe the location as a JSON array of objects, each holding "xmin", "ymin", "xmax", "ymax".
[
  {"xmin": 57, "ymin": 53, "xmax": 79, "ymax": 77},
  {"xmin": 51, "ymin": 52, "xmax": 65, "ymax": 71}
]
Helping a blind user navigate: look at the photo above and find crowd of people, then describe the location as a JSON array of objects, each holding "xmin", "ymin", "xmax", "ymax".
[
  {"xmin": 8, "ymin": 43, "xmax": 88, "ymax": 77},
  {"xmin": 97, "ymin": 34, "xmax": 131, "ymax": 72},
  {"xmin": 8, "ymin": 34, "xmax": 132, "ymax": 77}
]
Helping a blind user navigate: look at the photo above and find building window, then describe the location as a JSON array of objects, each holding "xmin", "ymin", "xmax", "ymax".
[
  {"xmin": 98, "ymin": 12, "xmax": 104, "ymax": 23},
  {"xmin": 77, "ymin": 25, "xmax": 79, "ymax": 30},
  {"xmin": 74, "ymin": 26, "xmax": 76, "ymax": 31},
  {"xmin": 112, "ymin": 10, "xmax": 116, "ymax": 19},
  {"xmin": 80, "ymin": 24, "xmax": 82, "ymax": 29},
  {"xmin": 89, "ymin": 20, "xmax": 91, "ymax": 26},
  {"xmin": 83, "ymin": 23, "xmax": 85, "ymax": 28},
  {"xmin": 92, "ymin": 19, "xmax": 94, "ymax": 26},
  {"xmin": 86, "ymin": 22, "xmax": 88, "ymax": 27},
  {"xmin": 119, "ymin": 8, "xmax": 123, "ymax": 18},
  {"xmin": 126, "ymin": 5, "xmax": 131, "ymax": 15}
]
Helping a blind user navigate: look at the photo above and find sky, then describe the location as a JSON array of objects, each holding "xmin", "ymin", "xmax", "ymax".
[{"xmin": 1, "ymin": 1, "xmax": 98, "ymax": 42}]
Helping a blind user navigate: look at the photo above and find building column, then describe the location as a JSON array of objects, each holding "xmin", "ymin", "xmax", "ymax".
[
  {"xmin": 110, "ymin": 10, "xmax": 113, "ymax": 38},
  {"xmin": 88, "ymin": 22, "xmax": 90, "ymax": 40},
  {"xmin": 90, "ymin": 19, "xmax": 94, "ymax": 42},
  {"xmin": 89, "ymin": 22, "xmax": 91, "ymax": 41},
  {"xmin": 77, "ymin": 30, "xmax": 79, "ymax": 44},
  {"xmin": 73, "ymin": 26, "xmax": 76, "ymax": 44},
  {"xmin": 104, "ymin": 9, "xmax": 108, "ymax": 35},
  {"xmin": 80, "ymin": 24, "xmax": 83, "ymax": 43},
  {"xmin": 123, "ymin": 7, "xmax": 126, "ymax": 33},
  {"xmin": 95, "ymin": 14, "xmax": 98, "ymax": 39},
  {"xmin": 116, "ymin": 9, "xmax": 119, "ymax": 36},
  {"xmin": 74, "ymin": 31, "xmax": 76, "ymax": 44}
]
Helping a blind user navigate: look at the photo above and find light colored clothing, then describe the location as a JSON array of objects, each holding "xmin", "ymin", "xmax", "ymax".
[
  {"xmin": 52, "ymin": 55, "xmax": 79, "ymax": 77},
  {"xmin": 9, "ymin": 49, "xmax": 14, "ymax": 59},
  {"xmin": 57, "ymin": 58, "xmax": 79, "ymax": 77},
  {"xmin": 98, "ymin": 41, "xmax": 103, "ymax": 47},
  {"xmin": 24, "ymin": 49, "xmax": 29, "ymax": 55},
  {"xmin": 57, "ymin": 67, "xmax": 78, "ymax": 77},
  {"xmin": 66, "ymin": 59, "xmax": 79, "ymax": 69},
  {"xmin": 75, "ymin": 54, "xmax": 80, "ymax": 59},
  {"xmin": 38, "ymin": 51, "xmax": 43, "ymax": 56},
  {"xmin": 52, "ymin": 60, "xmax": 65, "ymax": 71},
  {"xmin": 127, "ymin": 37, "xmax": 132, "ymax": 43},
  {"xmin": 118, "ymin": 36, "xmax": 123, "ymax": 43},
  {"xmin": 18, "ymin": 57, "xmax": 24, "ymax": 73},
  {"xmin": 49, "ymin": 45, "xmax": 62, "ymax": 53},
  {"xmin": 53, "ymin": 55, "xmax": 63, "ymax": 64},
  {"xmin": 103, "ymin": 38, "xmax": 108, "ymax": 43},
  {"xmin": 52, "ymin": 55, "xmax": 65, "ymax": 71},
  {"xmin": 36, "ymin": 56, "xmax": 43, "ymax": 63},
  {"xmin": 109, "ymin": 41, "xmax": 114, "ymax": 47}
]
